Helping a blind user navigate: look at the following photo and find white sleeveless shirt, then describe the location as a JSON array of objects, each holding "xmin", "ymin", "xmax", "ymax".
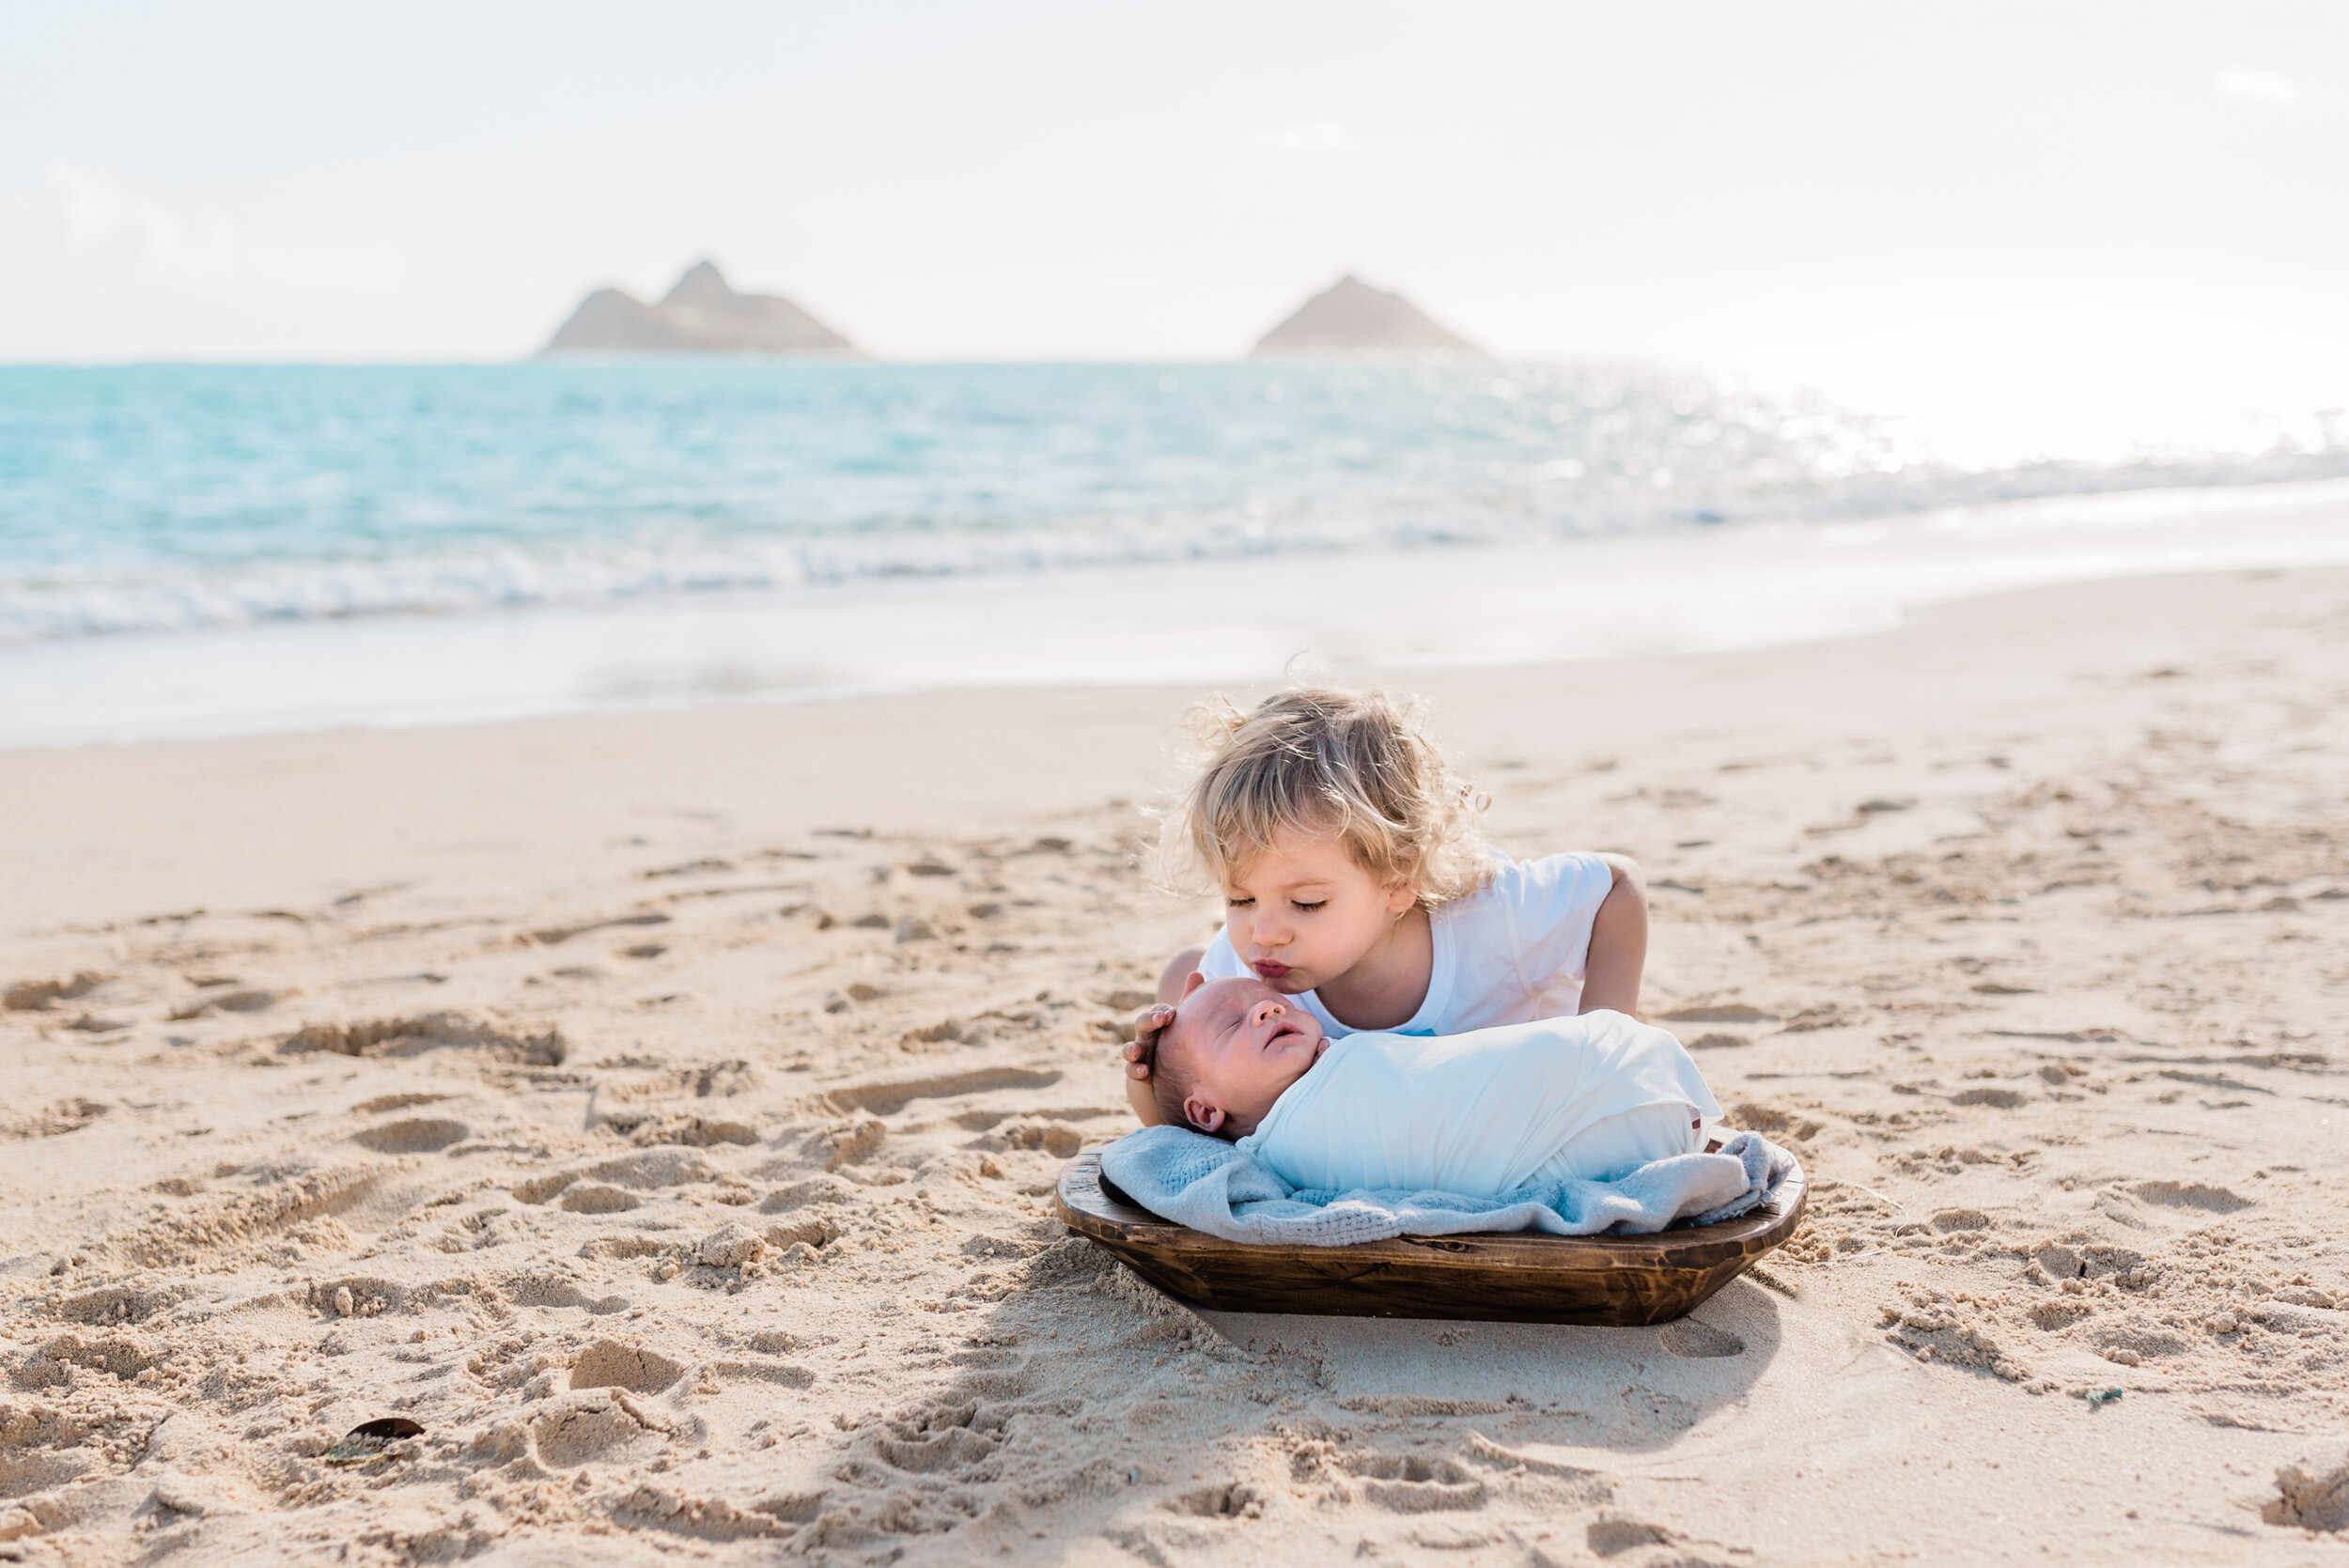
[{"xmin": 1197, "ymin": 851, "xmax": 1616, "ymax": 1037}]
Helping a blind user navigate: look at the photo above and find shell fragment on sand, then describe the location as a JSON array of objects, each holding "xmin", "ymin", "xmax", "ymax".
[{"xmin": 323, "ymin": 1417, "xmax": 425, "ymax": 1467}]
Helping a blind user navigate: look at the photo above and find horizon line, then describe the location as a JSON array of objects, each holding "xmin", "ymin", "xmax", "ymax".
[{"xmin": 0, "ymin": 351, "xmax": 1610, "ymax": 371}]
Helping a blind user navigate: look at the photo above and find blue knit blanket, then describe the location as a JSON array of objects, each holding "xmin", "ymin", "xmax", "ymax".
[{"xmin": 1098, "ymin": 1126, "xmax": 1797, "ymax": 1248}]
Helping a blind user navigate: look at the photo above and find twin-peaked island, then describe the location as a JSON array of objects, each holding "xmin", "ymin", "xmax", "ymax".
[
  {"xmin": 542, "ymin": 260, "xmax": 859, "ymax": 355},
  {"xmin": 541, "ymin": 262, "xmax": 1486, "ymax": 360}
]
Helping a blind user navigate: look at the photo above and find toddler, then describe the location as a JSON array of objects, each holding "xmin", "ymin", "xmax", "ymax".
[
  {"xmin": 1148, "ymin": 973, "xmax": 1719, "ymax": 1196},
  {"xmin": 1124, "ymin": 686, "xmax": 1652, "ymax": 1130}
]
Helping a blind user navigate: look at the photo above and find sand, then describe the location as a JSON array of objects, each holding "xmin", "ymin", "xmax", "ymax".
[{"xmin": 2, "ymin": 564, "xmax": 2346, "ymax": 1565}]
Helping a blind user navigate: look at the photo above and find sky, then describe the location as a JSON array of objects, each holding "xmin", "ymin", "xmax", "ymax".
[{"xmin": 4, "ymin": 1, "xmax": 2344, "ymax": 458}]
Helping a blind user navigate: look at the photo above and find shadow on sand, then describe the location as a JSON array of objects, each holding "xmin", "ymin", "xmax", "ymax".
[{"xmin": 1194, "ymin": 1272, "xmax": 1785, "ymax": 1454}]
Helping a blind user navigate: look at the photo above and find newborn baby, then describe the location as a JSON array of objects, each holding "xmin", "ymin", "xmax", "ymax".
[{"xmin": 1148, "ymin": 974, "xmax": 1721, "ymax": 1196}]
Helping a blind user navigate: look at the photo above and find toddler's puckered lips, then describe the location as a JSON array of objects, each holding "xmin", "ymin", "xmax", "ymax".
[{"xmin": 1252, "ymin": 960, "xmax": 1291, "ymax": 980}]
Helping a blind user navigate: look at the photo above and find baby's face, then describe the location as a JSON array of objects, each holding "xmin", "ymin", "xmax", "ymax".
[{"xmin": 1164, "ymin": 975, "xmax": 1329, "ymax": 1136}]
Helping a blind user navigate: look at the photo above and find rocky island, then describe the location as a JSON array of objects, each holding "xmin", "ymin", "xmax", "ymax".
[
  {"xmin": 1251, "ymin": 273, "xmax": 1487, "ymax": 359},
  {"xmin": 542, "ymin": 260, "xmax": 859, "ymax": 355}
]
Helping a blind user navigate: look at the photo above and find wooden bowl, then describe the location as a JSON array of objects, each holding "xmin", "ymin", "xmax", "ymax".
[{"xmin": 1051, "ymin": 1147, "xmax": 1805, "ymax": 1326}]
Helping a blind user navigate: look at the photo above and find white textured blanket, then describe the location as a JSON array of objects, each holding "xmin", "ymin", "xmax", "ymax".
[{"xmin": 1097, "ymin": 1126, "xmax": 1797, "ymax": 1248}]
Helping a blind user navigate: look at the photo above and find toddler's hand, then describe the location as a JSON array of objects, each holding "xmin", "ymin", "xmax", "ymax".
[{"xmin": 1123, "ymin": 1004, "xmax": 1175, "ymax": 1080}]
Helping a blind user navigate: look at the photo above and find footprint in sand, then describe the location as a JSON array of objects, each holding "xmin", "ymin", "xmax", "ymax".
[
  {"xmin": 1332, "ymin": 1452, "xmax": 1488, "ymax": 1514},
  {"xmin": 1165, "ymin": 1482, "xmax": 1267, "ymax": 1519},
  {"xmin": 512, "ymin": 1148, "xmax": 722, "ymax": 1206},
  {"xmin": 350, "ymin": 1116, "xmax": 470, "ymax": 1154},
  {"xmin": 1, "ymin": 1097, "xmax": 110, "ymax": 1141},
  {"xmin": 167, "ymin": 987, "xmax": 282, "ymax": 1020},
  {"xmin": 826, "ymin": 1065, "xmax": 1063, "ymax": 1116},
  {"xmin": 558, "ymin": 1184, "xmax": 641, "ymax": 1214},
  {"xmin": 568, "ymin": 1339, "xmax": 684, "ymax": 1394},
  {"xmin": 872, "ymin": 1401, "xmax": 999, "ymax": 1474},
  {"xmin": 2127, "ymin": 1180, "xmax": 2251, "ymax": 1214},
  {"xmin": 285, "ymin": 1013, "xmax": 565, "ymax": 1066},
  {"xmin": 3, "ymin": 971, "xmax": 106, "ymax": 1011},
  {"xmin": 474, "ymin": 1394, "xmax": 663, "ymax": 1469},
  {"xmin": 1587, "ymin": 1517, "xmax": 1676, "ymax": 1555},
  {"xmin": 530, "ymin": 911, "xmax": 671, "ymax": 945}
]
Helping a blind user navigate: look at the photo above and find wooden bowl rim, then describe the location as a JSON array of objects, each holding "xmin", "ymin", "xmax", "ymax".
[{"xmin": 1053, "ymin": 1141, "xmax": 1806, "ymax": 1274}]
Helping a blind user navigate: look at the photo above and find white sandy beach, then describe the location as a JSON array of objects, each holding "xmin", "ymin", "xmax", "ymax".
[{"xmin": 3, "ymin": 562, "xmax": 2347, "ymax": 1565}]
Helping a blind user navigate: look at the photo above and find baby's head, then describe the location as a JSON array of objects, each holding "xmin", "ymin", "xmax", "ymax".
[{"xmin": 1149, "ymin": 974, "xmax": 1329, "ymax": 1140}]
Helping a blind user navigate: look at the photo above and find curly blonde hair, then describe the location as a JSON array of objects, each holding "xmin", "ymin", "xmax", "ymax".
[{"xmin": 1161, "ymin": 687, "xmax": 1491, "ymax": 908}]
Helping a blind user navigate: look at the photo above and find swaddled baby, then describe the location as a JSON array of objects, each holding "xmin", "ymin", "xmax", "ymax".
[{"xmin": 1148, "ymin": 974, "xmax": 1721, "ymax": 1195}]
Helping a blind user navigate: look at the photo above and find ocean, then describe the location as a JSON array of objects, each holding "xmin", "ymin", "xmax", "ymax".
[{"xmin": 5, "ymin": 361, "xmax": 2347, "ymax": 746}]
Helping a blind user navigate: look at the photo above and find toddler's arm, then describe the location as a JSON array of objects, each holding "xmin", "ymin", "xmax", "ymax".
[
  {"xmin": 1120, "ymin": 945, "xmax": 1203, "ymax": 1126},
  {"xmin": 1578, "ymin": 854, "xmax": 1648, "ymax": 1017}
]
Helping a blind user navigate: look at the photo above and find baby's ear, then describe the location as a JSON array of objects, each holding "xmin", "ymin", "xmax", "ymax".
[
  {"xmin": 1180, "ymin": 970, "xmax": 1207, "ymax": 998},
  {"xmin": 1183, "ymin": 1095, "xmax": 1224, "ymax": 1135}
]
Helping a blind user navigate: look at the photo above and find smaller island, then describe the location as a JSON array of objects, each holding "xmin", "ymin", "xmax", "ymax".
[
  {"xmin": 1250, "ymin": 273, "xmax": 1487, "ymax": 359},
  {"xmin": 541, "ymin": 260, "xmax": 859, "ymax": 355}
]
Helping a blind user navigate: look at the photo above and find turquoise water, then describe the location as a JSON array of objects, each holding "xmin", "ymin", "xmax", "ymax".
[
  {"xmin": 12, "ymin": 360, "xmax": 2345, "ymax": 646},
  {"xmin": 5, "ymin": 361, "xmax": 2348, "ymax": 744}
]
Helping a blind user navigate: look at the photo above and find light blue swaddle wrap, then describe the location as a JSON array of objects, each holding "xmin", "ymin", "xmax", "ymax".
[
  {"xmin": 1237, "ymin": 1011, "xmax": 1723, "ymax": 1196},
  {"xmin": 1098, "ymin": 1125, "xmax": 1797, "ymax": 1248}
]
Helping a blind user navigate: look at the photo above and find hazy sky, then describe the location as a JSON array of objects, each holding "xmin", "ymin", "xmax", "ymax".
[{"xmin": 5, "ymin": 2, "xmax": 2342, "ymax": 455}]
